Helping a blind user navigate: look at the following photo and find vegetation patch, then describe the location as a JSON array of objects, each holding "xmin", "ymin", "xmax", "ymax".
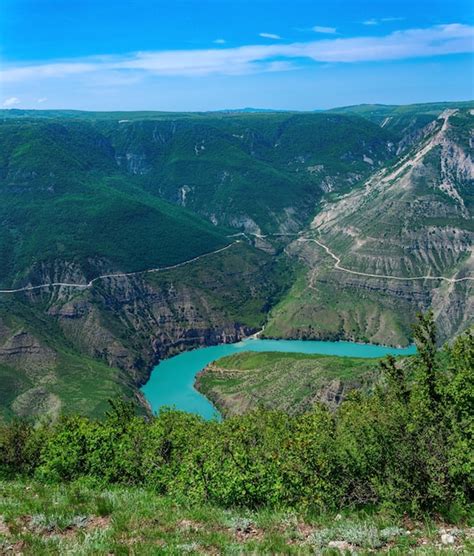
[
  {"xmin": 0, "ymin": 481, "xmax": 472, "ymax": 554},
  {"xmin": 0, "ymin": 315, "xmax": 471, "ymax": 518},
  {"xmin": 196, "ymin": 350, "xmax": 383, "ymax": 416}
]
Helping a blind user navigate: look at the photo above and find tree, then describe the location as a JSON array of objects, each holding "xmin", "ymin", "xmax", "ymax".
[
  {"xmin": 380, "ymin": 354, "xmax": 408, "ymax": 404},
  {"xmin": 413, "ymin": 311, "xmax": 440, "ymax": 409}
]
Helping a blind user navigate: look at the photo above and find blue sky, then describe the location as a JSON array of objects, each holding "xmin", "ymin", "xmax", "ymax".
[{"xmin": 1, "ymin": 0, "xmax": 473, "ymax": 111}]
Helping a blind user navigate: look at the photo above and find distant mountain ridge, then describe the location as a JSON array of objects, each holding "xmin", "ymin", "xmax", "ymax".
[
  {"xmin": 2, "ymin": 100, "xmax": 472, "ymax": 120},
  {"xmin": 0, "ymin": 111, "xmax": 395, "ymax": 256}
]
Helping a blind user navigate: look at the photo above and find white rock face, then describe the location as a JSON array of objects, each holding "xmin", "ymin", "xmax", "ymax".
[
  {"xmin": 115, "ymin": 153, "xmax": 150, "ymax": 175},
  {"xmin": 179, "ymin": 185, "xmax": 192, "ymax": 206},
  {"xmin": 229, "ymin": 216, "xmax": 262, "ymax": 235},
  {"xmin": 363, "ymin": 154, "xmax": 374, "ymax": 165}
]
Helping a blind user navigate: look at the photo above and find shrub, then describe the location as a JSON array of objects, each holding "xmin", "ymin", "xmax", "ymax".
[{"xmin": 2, "ymin": 316, "xmax": 472, "ymax": 516}]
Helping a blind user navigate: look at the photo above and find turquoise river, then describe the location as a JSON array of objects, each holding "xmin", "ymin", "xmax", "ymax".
[{"xmin": 141, "ymin": 338, "xmax": 416, "ymax": 419}]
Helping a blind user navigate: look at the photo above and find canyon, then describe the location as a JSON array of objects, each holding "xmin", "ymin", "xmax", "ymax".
[{"xmin": 0, "ymin": 102, "xmax": 472, "ymax": 418}]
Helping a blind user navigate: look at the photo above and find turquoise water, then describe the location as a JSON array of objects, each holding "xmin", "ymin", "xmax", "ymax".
[{"xmin": 141, "ymin": 338, "xmax": 417, "ymax": 419}]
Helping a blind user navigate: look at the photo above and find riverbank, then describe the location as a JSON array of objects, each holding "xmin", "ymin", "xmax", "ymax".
[{"xmin": 141, "ymin": 338, "xmax": 416, "ymax": 419}]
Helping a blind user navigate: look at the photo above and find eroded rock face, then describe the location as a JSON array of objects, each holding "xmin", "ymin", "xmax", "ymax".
[
  {"xmin": 115, "ymin": 153, "xmax": 151, "ymax": 175},
  {"xmin": 0, "ymin": 324, "xmax": 56, "ymax": 372},
  {"xmin": 311, "ymin": 379, "xmax": 354, "ymax": 410},
  {"xmin": 280, "ymin": 109, "xmax": 474, "ymax": 345},
  {"xmin": 11, "ymin": 243, "xmax": 277, "ymax": 408},
  {"xmin": 47, "ymin": 274, "xmax": 258, "ymax": 385}
]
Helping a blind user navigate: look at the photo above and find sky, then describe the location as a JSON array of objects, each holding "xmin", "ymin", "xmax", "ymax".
[{"xmin": 1, "ymin": 0, "xmax": 473, "ymax": 111}]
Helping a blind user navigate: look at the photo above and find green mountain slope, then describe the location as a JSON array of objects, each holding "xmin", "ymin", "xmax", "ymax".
[
  {"xmin": 0, "ymin": 297, "xmax": 138, "ymax": 420},
  {"xmin": 95, "ymin": 112, "xmax": 394, "ymax": 233},
  {"xmin": 327, "ymin": 101, "xmax": 474, "ymax": 121},
  {"xmin": 0, "ymin": 120, "xmax": 231, "ymax": 289},
  {"xmin": 1, "ymin": 112, "xmax": 395, "ymax": 236},
  {"xmin": 266, "ymin": 108, "xmax": 473, "ymax": 345},
  {"xmin": 328, "ymin": 100, "xmax": 474, "ymax": 152}
]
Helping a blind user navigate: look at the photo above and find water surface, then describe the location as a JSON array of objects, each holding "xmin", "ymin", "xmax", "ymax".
[{"xmin": 141, "ymin": 338, "xmax": 416, "ymax": 419}]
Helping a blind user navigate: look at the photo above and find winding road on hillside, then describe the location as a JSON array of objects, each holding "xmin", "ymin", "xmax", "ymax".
[
  {"xmin": 0, "ymin": 233, "xmax": 472, "ymax": 295},
  {"xmin": 298, "ymin": 238, "xmax": 474, "ymax": 284},
  {"xmin": 0, "ymin": 241, "xmax": 239, "ymax": 294},
  {"xmin": 234, "ymin": 232, "xmax": 473, "ymax": 283}
]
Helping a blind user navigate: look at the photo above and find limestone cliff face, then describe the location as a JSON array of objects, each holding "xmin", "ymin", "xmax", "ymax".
[
  {"xmin": 0, "ymin": 242, "xmax": 280, "ymax": 419},
  {"xmin": 265, "ymin": 110, "xmax": 473, "ymax": 346}
]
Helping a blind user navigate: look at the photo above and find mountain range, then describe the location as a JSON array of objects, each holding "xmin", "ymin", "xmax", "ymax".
[{"xmin": 0, "ymin": 101, "xmax": 472, "ymax": 419}]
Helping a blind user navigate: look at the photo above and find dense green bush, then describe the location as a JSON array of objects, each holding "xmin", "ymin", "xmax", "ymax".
[{"xmin": 0, "ymin": 314, "xmax": 472, "ymax": 515}]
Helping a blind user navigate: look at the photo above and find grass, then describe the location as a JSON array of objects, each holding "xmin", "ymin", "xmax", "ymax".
[
  {"xmin": 0, "ymin": 480, "xmax": 472, "ymax": 555},
  {"xmin": 196, "ymin": 350, "xmax": 384, "ymax": 417}
]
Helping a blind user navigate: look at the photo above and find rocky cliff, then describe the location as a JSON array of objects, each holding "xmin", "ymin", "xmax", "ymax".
[
  {"xmin": 265, "ymin": 109, "xmax": 473, "ymax": 345},
  {"xmin": 0, "ymin": 242, "xmax": 289, "ymax": 419}
]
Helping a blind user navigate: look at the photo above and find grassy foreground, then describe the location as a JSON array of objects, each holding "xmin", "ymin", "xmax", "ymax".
[{"xmin": 1, "ymin": 480, "xmax": 473, "ymax": 554}]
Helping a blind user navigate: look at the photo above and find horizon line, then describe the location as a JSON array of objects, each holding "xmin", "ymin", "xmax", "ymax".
[{"xmin": 1, "ymin": 98, "xmax": 473, "ymax": 115}]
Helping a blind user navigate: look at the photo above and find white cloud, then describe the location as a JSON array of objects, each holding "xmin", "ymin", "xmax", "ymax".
[
  {"xmin": 259, "ymin": 32, "xmax": 281, "ymax": 40},
  {"xmin": 37, "ymin": 97, "xmax": 48, "ymax": 103},
  {"xmin": 2, "ymin": 24, "xmax": 472, "ymax": 83},
  {"xmin": 364, "ymin": 17, "xmax": 404, "ymax": 26},
  {"xmin": 312, "ymin": 26, "xmax": 337, "ymax": 34},
  {"xmin": 2, "ymin": 96, "xmax": 20, "ymax": 107},
  {"xmin": 213, "ymin": 39, "xmax": 226, "ymax": 44}
]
